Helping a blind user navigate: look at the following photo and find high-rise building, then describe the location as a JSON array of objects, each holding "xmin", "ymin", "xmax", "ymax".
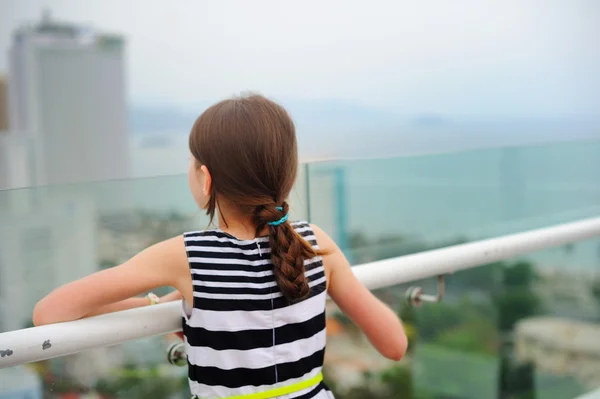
[{"xmin": 7, "ymin": 11, "xmax": 130, "ymax": 187}]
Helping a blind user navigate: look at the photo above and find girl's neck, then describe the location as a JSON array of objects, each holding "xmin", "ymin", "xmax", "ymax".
[{"xmin": 216, "ymin": 201, "xmax": 266, "ymax": 240}]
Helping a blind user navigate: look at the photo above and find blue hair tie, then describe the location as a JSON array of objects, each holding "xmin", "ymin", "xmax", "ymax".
[{"xmin": 268, "ymin": 206, "xmax": 288, "ymax": 226}]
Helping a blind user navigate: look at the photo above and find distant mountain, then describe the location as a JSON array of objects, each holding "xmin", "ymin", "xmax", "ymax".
[
  {"xmin": 280, "ymin": 99, "xmax": 401, "ymax": 127},
  {"xmin": 128, "ymin": 100, "xmax": 405, "ymax": 134},
  {"xmin": 128, "ymin": 105, "xmax": 198, "ymax": 133}
]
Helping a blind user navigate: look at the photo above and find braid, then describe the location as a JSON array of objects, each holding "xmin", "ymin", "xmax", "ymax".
[{"xmin": 253, "ymin": 202, "xmax": 318, "ymax": 302}]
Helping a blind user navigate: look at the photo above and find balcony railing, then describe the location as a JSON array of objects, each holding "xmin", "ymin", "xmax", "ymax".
[{"xmin": 2, "ymin": 216, "xmax": 600, "ymax": 370}]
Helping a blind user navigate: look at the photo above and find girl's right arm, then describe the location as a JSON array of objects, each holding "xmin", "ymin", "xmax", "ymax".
[
  {"xmin": 312, "ymin": 224, "xmax": 408, "ymax": 361},
  {"xmin": 33, "ymin": 236, "xmax": 193, "ymax": 326}
]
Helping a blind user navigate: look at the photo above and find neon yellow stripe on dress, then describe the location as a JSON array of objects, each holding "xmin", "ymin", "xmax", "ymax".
[{"xmin": 193, "ymin": 372, "xmax": 323, "ymax": 399}]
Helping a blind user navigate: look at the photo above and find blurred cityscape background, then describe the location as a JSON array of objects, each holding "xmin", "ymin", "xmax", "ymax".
[{"xmin": 0, "ymin": 1, "xmax": 599, "ymax": 398}]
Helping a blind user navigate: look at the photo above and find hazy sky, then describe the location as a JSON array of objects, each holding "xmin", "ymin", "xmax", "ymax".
[{"xmin": 1, "ymin": 0, "xmax": 599, "ymax": 117}]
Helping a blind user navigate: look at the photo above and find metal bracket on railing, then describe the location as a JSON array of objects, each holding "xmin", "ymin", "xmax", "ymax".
[
  {"xmin": 405, "ymin": 275, "xmax": 446, "ymax": 307},
  {"xmin": 166, "ymin": 342, "xmax": 187, "ymax": 367}
]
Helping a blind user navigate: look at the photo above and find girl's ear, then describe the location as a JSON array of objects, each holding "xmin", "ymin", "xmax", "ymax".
[{"xmin": 200, "ymin": 165, "xmax": 212, "ymax": 197}]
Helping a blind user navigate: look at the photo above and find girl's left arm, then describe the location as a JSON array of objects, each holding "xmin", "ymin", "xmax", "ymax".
[{"xmin": 33, "ymin": 235, "xmax": 191, "ymax": 326}]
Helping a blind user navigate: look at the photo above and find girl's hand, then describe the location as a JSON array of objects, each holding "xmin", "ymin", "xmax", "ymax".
[{"xmin": 160, "ymin": 290, "xmax": 183, "ymax": 303}]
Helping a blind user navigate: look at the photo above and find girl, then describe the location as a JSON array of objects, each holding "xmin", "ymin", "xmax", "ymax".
[{"xmin": 34, "ymin": 94, "xmax": 407, "ymax": 399}]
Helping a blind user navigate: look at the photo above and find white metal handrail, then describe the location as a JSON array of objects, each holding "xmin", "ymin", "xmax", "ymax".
[{"xmin": 1, "ymin": 216, "xmax": 600, "ymax": 369}]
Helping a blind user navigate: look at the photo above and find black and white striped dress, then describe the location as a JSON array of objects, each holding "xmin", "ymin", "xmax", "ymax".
[{"xmin": 182, "ymin": 221, "xmax": 334, "ymax": 399}]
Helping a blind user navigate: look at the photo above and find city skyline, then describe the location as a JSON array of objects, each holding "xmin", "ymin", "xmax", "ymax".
[
  {"xmin": 1, "ymin": 0, "xmax": 599, "ymax": 118},
  {"xmin": 0, "ymin": 2, "xmax": 599, "ymax": 185}
]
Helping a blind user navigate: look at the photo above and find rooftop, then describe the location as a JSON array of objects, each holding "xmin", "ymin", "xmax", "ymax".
[{"xmin": 13, "ymin": 9, "xmax": 123, "ymax": 45}]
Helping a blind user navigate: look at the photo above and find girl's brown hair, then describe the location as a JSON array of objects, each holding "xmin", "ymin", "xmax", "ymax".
[{"xmin": 189, "ymin": 94, "xmax": 321, "ymax": 303}]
